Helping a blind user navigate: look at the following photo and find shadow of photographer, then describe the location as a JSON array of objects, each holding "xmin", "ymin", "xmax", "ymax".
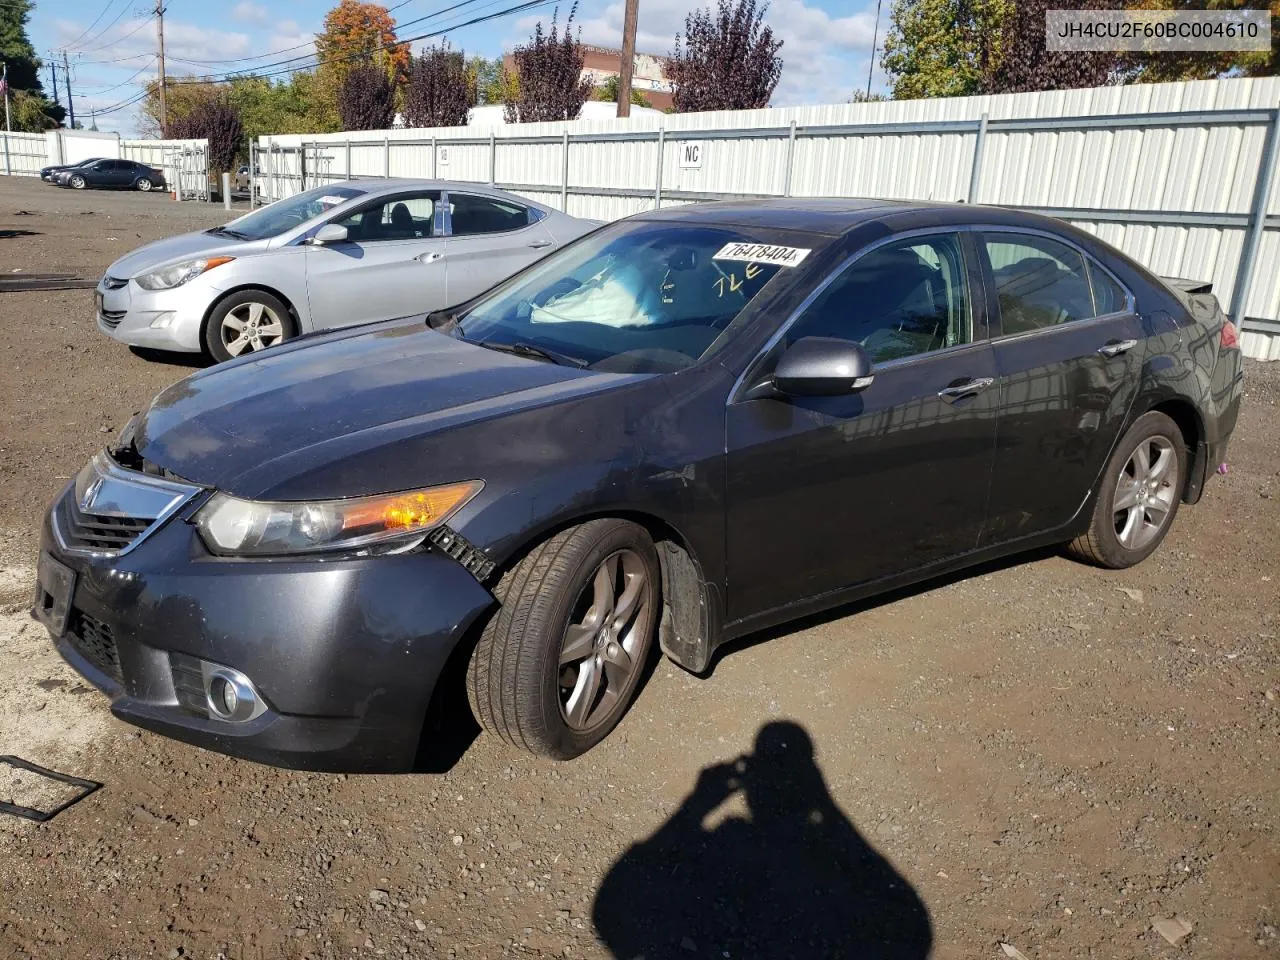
[{"xmin": 593, "ymin": 720, "xmax": 933, "ymax": 959}]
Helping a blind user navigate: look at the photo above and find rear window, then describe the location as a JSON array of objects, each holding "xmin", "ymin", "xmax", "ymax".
[{"xmin": 456, "ymin": 221, "xmax": 815, "ymax": 373}]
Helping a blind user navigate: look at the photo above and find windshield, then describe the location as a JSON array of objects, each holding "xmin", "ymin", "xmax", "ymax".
[
  {"xmin": 220, "ymin": 184, "xmax": 365, "ymax": 241},
  {"xmin": 455, "ymin": 221, "xmax": 801, "ymax": 373}
]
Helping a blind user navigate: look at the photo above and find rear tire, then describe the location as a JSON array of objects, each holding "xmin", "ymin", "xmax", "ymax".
[
  {"xmin": 135, "ymin": 178, "xmax": 153, "ymax": 192},
  {"xmin": 467, "ymin": 519, "xmax": 660, "ymax": 759},
  {"xmin": 1067, "ymin": 411, "xmax": 1186, "ymax": 569},
  {"xmin": 203, "ymin": 290, "xmax": 294, "ymax": 363}
]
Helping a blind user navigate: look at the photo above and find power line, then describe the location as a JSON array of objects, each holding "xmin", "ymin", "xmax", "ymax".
[
  {"xmin": 66, "ymin": 3, "xmax": 139, "ymax": 54},
  {"xmin": 76, "ymin": 55, "xmax": 156, "ymax": 94},
  {"xmin": 74, "ymin": 13, "xmax": 156, "ymax": 56},
  {"xmin": 62, "ymin": 0, "xmax": 125, "ymax": 51}
]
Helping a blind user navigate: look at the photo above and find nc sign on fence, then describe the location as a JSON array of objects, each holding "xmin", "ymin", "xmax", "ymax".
[{"xmin": 679, "ymin": 142, "xmax": 704, "ymax": 169}]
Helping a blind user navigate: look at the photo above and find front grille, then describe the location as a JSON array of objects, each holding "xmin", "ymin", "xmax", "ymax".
[
  {"xmin": 98, "ymin": 310, "xmax": 125, "ymax": 329},
  {"xmin": 169, "ymin": 652, "xmax": 208, "ymax": 716},
  {"xmin": 68, "ymin": 611, "xmax": 122, "ymax": 682},
  {"xmin": 103, "ymin": 276, "xmax": 129, "ymax": 290},
  {"xmin": 56, "ymin": 495, "xmax": 151, "ymax": 552}
]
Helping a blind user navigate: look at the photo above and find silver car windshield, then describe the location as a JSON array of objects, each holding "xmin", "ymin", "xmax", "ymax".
[
  {"xmin": 455, "ymin": 221, "xmax": 794, "ymax": 373},
  {"xmin": 221, "ymin": 184, "xmax": 366, "ymax": 241}
]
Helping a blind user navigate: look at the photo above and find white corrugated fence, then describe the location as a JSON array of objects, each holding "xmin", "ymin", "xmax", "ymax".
[{"xmin": 256, "ymin": 76, "xmax": 1280, "ymax": 361}]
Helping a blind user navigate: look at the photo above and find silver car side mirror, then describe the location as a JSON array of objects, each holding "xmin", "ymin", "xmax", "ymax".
[{"xmin": 310, "ymin": 223, "xmax": 349, "ymax": 245}]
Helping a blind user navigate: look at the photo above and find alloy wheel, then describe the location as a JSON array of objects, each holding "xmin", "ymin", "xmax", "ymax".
[
  {"xmin": 558, "ymin": 549, "xmax": 651, "ymax": 731},
  {"xmin": 220, "ymin": 301, "xmax": 285, "ymax": 356},
  {"xmin": 1113, "ymin": 435, "xmax": 1177, "ymax": 550},
  {"xmin": 137, "ymin": 179, "xmax": 152, "ymax": 192}
]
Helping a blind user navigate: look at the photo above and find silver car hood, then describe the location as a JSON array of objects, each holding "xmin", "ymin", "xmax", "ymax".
[{"xmin": 106, "ymin": 231, "xmax": 272, "ymax": 279}]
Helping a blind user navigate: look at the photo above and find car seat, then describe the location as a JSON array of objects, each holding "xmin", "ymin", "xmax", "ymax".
[{"xmin": 389, "ymin": 202, "xmax": 415, "ymax": 239}]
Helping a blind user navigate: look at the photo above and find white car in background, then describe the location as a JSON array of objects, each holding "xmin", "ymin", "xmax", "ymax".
[{"xmin": 94, "ymin": 179, "xmax": 600, "ymax": 362}]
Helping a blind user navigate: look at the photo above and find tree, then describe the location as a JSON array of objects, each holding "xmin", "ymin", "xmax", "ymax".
[
  {"xmin": 503, "ymin": 5, "xmax": 594, "ymax": 123},
  {"xmin": 667, "ymin": 0, "xmax": 782, "ymax": 113},
  {"xmin": 468, "ymin": 55, "xmax": 510, "ymax": 104},
  {"xmin": 337, "ymin": 63, "xmax": 396, "ymax": 130},
  {"xmin": 167, "ymin": 94, "xmax": 244, "ymax": 172},
  {"xmin": 227, "ymin": 74, "xmax": 328, "ymax": 138},
  {"xmin": 314, "ymin": 0, "xmax": 408, "ymax": 131},
  {"xmin": 1118, "ymin": 0, "xmax": 1277, "ymax": 83},
  {"xmin": 404, "ymin": 43, "xmax": 475, "ymax": 127},
  {"xmin": 880, "ymin": 0, "xmax": 1011, "ymax": 99},
  {"xmin": 591, "ymin": 74, "xmax": 653, "ymax": 107},
  {"xmin": 985, "ymin": 0, "xmax": 1118, "ymax": 94},
  {"xmin": 141, "ymin": 78, "xmax": 221, "ymax": 138},
  {"xmin": 1, "ymin": 0, "xmax": 63, "ymax": 127}
]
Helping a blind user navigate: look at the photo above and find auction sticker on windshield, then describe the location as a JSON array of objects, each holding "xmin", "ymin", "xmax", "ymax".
[
  {"xmin": 319, "ymin": 196, "xmax": 348, "ymax": 206},
  {"xmin": 713, "ymin": 242, "xmax": 811, "ymax": 267}
]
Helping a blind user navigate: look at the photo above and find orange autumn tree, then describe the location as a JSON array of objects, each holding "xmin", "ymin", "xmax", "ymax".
[{"xmin": 314, "ymin": 0, "xmax": 409, "ymax": 130}]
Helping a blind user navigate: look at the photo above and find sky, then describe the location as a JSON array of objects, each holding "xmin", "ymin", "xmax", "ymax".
[{"xmin": 26, "ymin": 0, "xmax": 891, "ymax": 135}]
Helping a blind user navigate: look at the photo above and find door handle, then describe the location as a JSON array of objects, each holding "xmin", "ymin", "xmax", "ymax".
[
  {"xmin": 1097, "ymin": 338, "xmax": 1138, "ymax": 358},
  {"xmin": 527, "ymin": 239, "xmax": 554, "ymax": 249},
  {"xmin": 416, "ymin": 251, "xmax": 444, "ymax": 263},
  {"xmin": 937, "ymin": 376, "xmax": 995, "ymax": 404}
]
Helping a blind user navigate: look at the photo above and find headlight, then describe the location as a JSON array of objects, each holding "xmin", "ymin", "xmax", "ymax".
[
  {"xmin": 136, "ymin": 256, "xmax": 234, "ymax": 291},
  {"xmin": 194, "ymin": 481, "xmax": 483, "ymax": 557}
]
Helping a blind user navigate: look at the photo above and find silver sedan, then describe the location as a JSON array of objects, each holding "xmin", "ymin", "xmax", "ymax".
[{"xmin": 94, "ymin": 179, "xmax": 600, "ymax": 362}]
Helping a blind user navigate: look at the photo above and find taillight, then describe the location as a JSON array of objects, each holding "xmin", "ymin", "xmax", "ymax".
[{"xmin": 1220, "ymin": 320, "xmax": 1239, "ymax": 350}]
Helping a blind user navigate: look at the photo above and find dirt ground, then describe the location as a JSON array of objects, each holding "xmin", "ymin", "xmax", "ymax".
[{"xmin": 0, "ymin": 175, "xmax": 1276, "ymax": 960}]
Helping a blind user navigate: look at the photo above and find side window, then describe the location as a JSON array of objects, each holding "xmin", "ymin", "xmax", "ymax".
[
  {"xmin": 335, "ymin": 192, "xmax": 438, "ymax": 242},
  {"xmin": 984, "ymin": 233, "xmax": 1094, "ymax": 335},
  {"xmin": 787, "ymin": 233, "xmax": 971, "ymax": 364},
  {"xmin": 1088, "ymin": 261, "xmax": 1129, "ymax": 316},
  {"xmin": 449, "ymin": 194, "xmax": 530, "ymax": 236}
]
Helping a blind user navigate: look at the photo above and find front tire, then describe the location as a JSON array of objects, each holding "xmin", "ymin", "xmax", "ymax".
[
  {"xmin": 203, "ymin": 290, "xmax": 294, "ymax": 362},
  {"xmin": 1067, "ymin": 411, "xmax": 1187, "ymax": 569},
  {"xmin": 467, "ymin": 519, "xmax": 661, "ymax": 759},
  {"xmin": 69, "ymin": 174, "xmax": 86, "ymax": 190}
]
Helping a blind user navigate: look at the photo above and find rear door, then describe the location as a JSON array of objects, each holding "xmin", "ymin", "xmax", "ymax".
[
  {"xmin": 725, "ymin": 231, "xmax": 998, "ymax": 621},
  {"xmin": 104, "ymin": 160, "xmax": 133, "ymax": 187},
  {"xmin": 443, "ymin": 191, "xmax": 556, "ymax": 304},
  {"xmin": 304, "ymin": 190, "xmax": 447, "ymax": 331},
  {"xmin": 978, "ymin": 229, "xmax": 1145, "ymax": 546}
]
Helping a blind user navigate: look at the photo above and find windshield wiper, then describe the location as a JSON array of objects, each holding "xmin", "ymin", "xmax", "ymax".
[
  {"xmin": 205, "ymin": 226, "xmax": 249, "ymax": 240},
  {"xmin": 474, "ymin": 339, "xmax": 588, "ymax": 369}
]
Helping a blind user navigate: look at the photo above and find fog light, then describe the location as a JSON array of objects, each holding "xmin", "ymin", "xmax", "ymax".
[
  {"xmin": 149, "ymin": 312, "xmax": 176, "ymax": 329},
  {"xmin": 206, "ymin": 668, "xmax": 259, "ymax": 722}
]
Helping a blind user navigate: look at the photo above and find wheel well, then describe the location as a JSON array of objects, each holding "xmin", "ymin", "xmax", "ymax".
[
  {"xmin": 202, "ymin": 284, "xmax": 301, "ymax": 339},
  {"xmin": 491, "ymin": 511, "xmax": 716, "ymax": 674},
  {"xmin": 1146, "ymin": 398, "xmax": 1203, "ymax": 502}
]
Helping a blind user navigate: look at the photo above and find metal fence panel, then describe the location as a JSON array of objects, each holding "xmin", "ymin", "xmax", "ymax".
[{"xmin": 0, "ymin": 132, "xmax": 49, "ymax": 177}]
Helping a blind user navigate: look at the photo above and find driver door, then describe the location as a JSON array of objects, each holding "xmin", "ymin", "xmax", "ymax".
[
  {"xmin": 305, "ymin": 190, "xmax": 447, "ymax": 332},
  {"xmin": 724, "ymin": 232, "xmax": 998, "ymax": 623}
]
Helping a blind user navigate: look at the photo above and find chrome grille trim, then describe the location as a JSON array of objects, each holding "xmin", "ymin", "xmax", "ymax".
[
  {"xmin": 102, "ymin": 276, "xmax": 129, "ymax": 290},
  {"xmin": 51, "ymin": 451, "xmax": 201, "ymax": 559}
]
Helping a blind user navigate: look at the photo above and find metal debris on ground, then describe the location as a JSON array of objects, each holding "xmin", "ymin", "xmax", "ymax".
[
  {"xmin": 0, "ymin": 273, "xmax": 97, "ymax": 293},
  {"xmin": 0, "ymin": 755, "xmax": 102, "ymax": 822},
  {"xmin": 998, "ymin": 943, "xmax": 1031, "ymax": 960}
]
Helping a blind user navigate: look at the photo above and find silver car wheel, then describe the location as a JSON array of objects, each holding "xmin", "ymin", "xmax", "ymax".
[
  {"xmin": 558, "ymin": 549, "xmax": 650, "ymax": 731},
  {"xmin": 221, "ymin": 301, "xmax": 285, "ymax": 356},
  {"xmin": 137, "ymin": 178, "xmax": 152, "ymax": 192},
  {"xmin": 1113, "ymin": 435, "xmax": 1177, "ymax": 550},
  {"xmin": 69, "ymin": 175, "xmax": 86, "ymax": 190}
]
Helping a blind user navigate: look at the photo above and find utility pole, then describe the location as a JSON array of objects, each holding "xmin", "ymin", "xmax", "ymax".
[
  {"xmin": 48, "ymin": 60, "xmax": 62, "ymax": 125},
  {"xmin": 865, "ymin": 0, "xmax": 883, "ymax": 99},
  {"xmin": 62, "ymin": 50, "xmax": 76, "ymax": 129},
  {"xmin": 156, "ymin": 0, "xmax": 167, "ymax": 132},
  {"xmin": 616, "ymin": 0, "xmax": 638, "ymax": 118}
]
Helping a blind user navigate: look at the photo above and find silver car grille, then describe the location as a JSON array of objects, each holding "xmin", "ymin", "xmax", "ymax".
[{"xmin": 52, "ymin": 451, "xmax": 200, "ymax": 558}]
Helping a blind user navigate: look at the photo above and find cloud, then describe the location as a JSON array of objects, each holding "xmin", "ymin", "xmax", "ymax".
[
  {"xmin": 231, "ymin": 2, "xmax": 270, "ymax": 25},
  {"xmin": 56, "ymin": 17, "xmax": 253, "ymax": 67},
  {"xmin": 507, "ymin": 0, "xmax": 881, "ymax": 106},
  {"xmin": 267, "ymin": 20, "xmax": 315, "ymax": 54}
]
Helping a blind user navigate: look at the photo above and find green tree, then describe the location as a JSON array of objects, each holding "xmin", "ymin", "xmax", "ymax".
[
  {"xmin": 880, "ymin": 0, "xmax": 1011, "ymax": 99},
  {"xmin": 1118, "ymin": 0, "xmax": 1277, "ymax": 83},
  {"xmin": 1, "ymin": 0, "xmax": 64, "ymax": 127},
  {"xmin": 227, "ymin": 74, "xmax": 328, "ymax": 137},
  {"xmin": 467, "ymin": 55, "xmax": 510, "ymax": 104},
  {"xmin": 590, "ymin": 74, "xmax": 652, "ymax": 107}
]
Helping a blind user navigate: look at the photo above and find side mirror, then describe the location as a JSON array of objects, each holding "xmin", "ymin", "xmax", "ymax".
[
  {"xmin": 310, "ymin": 223, "xmax": 349, "ymax": 245},
  {"xmin": 771, "ymin": 336, "xmax": 875, "ymax": 397}
]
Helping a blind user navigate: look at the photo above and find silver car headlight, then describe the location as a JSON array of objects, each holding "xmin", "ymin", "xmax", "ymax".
[
  {"xmin": 194, "ymin": 481, "xmax": 483, "ymax": 557},
  {"xmin": 135, "ymin": 256, "xmax": 235, "ymax": 291}
]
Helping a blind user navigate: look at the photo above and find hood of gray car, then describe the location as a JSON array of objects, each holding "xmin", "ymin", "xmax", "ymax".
[{"xmin": 106, "ymin": 230, "xmax": 267, "ymax": 279}]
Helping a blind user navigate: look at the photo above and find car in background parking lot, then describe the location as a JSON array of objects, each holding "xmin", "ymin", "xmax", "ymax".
[
  {"xmin": 40, "ymin": 157, "xmax": 105, "ymax": 182},
  {"xmin": 92, "ymin": 179, "xmax": 600, "ymax": 362},
  {"xmin": 37, "ymin": 199, "xmax": 1242, "ymax": 771},
  {"xmin": 57, "ymin": 159, "xmax": 166, "ymax": 192}
]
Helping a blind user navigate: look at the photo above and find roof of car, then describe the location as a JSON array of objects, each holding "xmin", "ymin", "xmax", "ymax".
[
  {"xmin": 636, "ymin": 197, "xmax": 987, "ymax": 236},
  {"xmin": 350, "ymin": 178, "xmax": 540, "ymax": 199}
]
